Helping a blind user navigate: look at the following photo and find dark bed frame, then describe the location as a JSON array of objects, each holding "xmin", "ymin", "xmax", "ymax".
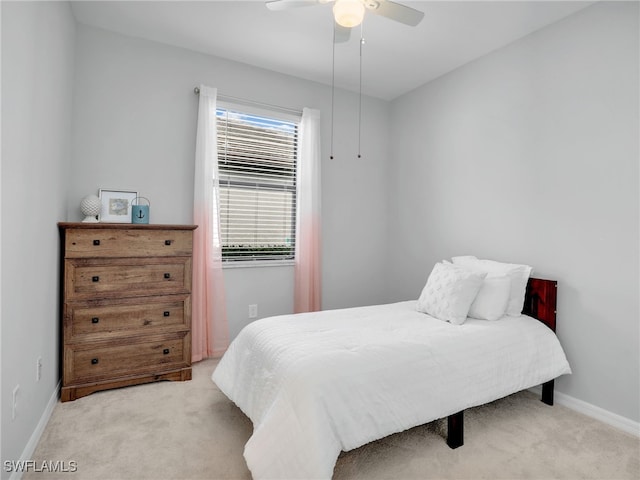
[{"xmin": 446, "ymin": 277, "xmax": 558, "ymax": 449}]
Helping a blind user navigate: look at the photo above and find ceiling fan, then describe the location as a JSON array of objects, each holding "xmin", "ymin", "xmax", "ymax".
[
  {"xmin": 266, "ymin": 0, "xmax": 424, "ymax": 42},
  {"xmin": 266, "ymin": 0, "xmax": 424, "ymax": 159}
]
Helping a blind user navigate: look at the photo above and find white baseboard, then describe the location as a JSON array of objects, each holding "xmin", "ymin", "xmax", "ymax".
[
  {"xmin": 530, "ymin": 386, "xmax": 640, "ymax": 438},
  {"xmin": 555, "ymin": 390, "xmax": 640, "ymax": 437},
  {"xmin": 9, "ymin": 382, "xmax": 61, "ymax": 480}
]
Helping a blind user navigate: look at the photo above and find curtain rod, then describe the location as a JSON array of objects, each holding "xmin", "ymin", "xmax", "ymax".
[{"xmin": 193, "ymin": 87, "xmax": 302, "ymax": 117}]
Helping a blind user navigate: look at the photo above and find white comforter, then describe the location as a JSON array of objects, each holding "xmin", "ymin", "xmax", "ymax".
[{"xmin": 212, "ymin": 301, "xmax": 571, "ymax": 480}]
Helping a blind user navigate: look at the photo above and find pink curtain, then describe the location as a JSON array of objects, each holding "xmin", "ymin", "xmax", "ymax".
[
  {"xmin": 294, "ymin": 108, "xmax": 322, "ymax": 313},
  {"xmin": 192, "ymin": 85, "xmax": 229, "ymax": 361}
]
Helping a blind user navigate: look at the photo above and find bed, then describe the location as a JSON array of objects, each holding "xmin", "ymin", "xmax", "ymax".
[{"xmin": 213, "ymin": 263, "xmax": 571, "ymax": 480}]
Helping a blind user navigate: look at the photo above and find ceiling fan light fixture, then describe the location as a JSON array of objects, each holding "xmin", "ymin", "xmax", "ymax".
[{"xmin": 333, "ymin": 0, "xmax": 365, "ymax": 28}]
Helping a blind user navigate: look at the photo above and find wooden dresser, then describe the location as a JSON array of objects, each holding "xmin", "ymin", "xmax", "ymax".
[{"xmin": 58, "ymin": 223, "xmax": 197, "ymax": 402}]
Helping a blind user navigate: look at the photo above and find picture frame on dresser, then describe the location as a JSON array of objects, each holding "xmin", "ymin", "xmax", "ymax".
[{"xmin": 98, "ymin": 189, "xmax": 137, "ymax": 223}]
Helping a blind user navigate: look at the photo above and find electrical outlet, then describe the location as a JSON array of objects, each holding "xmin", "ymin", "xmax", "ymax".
[
  {"xmin": 36, "ymin": 356, "xmax": 43, "ymax": 382},
  {"xmin": 248, "ymin": 304, "xmax": 258, "ymax": 319},
  {"xmin": 12, "ymin": 385, "xmax": 19, "ymax": 420}
]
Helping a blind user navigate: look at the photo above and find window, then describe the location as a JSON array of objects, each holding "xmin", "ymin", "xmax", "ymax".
[{"xmin": 216, "ymin": 104, "xmax": 299, "ymax": 263}]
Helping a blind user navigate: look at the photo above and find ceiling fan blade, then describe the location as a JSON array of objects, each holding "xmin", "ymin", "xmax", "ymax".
[
  {"xmin": 333, "ymin": 22, "xmax": 351, "ymax": 43},
  {"xmin": 265, "ymin": 0, "xmax": 319, "ymax": 11},
  {"xmin": 366, "ymin": 0, "xmax": 424, "ymax": 27}
]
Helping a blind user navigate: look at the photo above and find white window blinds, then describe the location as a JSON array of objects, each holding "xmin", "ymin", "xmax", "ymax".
[{"xmin": 216, "ymin": 104, "xmax": 299, "ymax": 262}]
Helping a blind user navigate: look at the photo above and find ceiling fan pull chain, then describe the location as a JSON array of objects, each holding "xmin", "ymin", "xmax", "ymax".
[
  {"xmin": 330, "ymin": 21, "xmax": 336, "ymax": 160},
  {"xmin": 358, "ymin": 22, "xmax": 364, "ymax": 159}
]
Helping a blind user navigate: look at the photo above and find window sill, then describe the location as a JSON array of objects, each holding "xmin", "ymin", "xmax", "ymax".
[{"xmin": 222, "ymin": 260, "xmax": 295, "ymax": 269}]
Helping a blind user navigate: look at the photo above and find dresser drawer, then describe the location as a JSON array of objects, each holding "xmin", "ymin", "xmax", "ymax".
[
  {"xmin": 65, "ymin": 257, "xmax": 192, "ymax": 300},
  {"xmin": 64, "ymin": 332, "xmax": 190, "ymax": 384},
  {"xmin": 64, "ymin": 295, "xmax": 190, "ymax": 342},
  {"xmin": 64, "ymin": 228, "xmax": 193, "ymax": 258}
]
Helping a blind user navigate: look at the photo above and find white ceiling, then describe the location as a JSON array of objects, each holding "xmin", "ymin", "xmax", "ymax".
[{"xmin": 70, "ymin": 0, "xmax": 594, "ymax": 100}]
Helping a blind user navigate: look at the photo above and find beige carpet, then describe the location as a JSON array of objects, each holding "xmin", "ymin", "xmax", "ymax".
[{"xmin": 25, "ymin": 359, "xmax": 639, "ymax": 480}]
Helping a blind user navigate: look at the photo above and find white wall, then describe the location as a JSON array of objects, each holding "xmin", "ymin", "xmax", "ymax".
[
  {"xmin": 389, "ymin": 1, "xmax": 639, "ymax": 422},
  {"xmin": 1, "ymin": 1, "xmax": 76, "ymax": 475},
  {"xmin": 69, "ymin": 25, "xmax": 391, "ymax": 341}
]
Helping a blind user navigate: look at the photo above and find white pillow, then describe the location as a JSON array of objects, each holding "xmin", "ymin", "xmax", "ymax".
[
  {"xmin": 467, "ymin": 274, "xmax": 511, "ymax": 320},
  {"xmin": 416, "ymin": 262, "xmax": 487, "ymax": 325},
  {"xmin": 451, "ymin": 256, "xmax": 532, "ymax": 316}
]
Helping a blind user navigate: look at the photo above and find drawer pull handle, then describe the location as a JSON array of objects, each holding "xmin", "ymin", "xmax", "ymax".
[
  {"xmin": 164, "ymin": 240, "xmax": 172, "ymax": 246},
  {"xmin": 163, "ymin": 348, "xmax": 170, "ymax": 355},
  {"xmin": 91, "ymin": 317, "xmax": 99, "ymax": 324},
  {"xmin": 164, "ymin": 273, "xmax": 171, "ymax": 279},
  {"xmin": 93, "ymin": 239, "xmax": 101, "ymax": 246},
  {"xmin": 92, "ymin": 276, "xmax": 100, "ymax": 282},
  {"xmin": 91, "ymin": 358, "xmax": 99, "ymax": 365},
  {"xmin": 163, "ymin": 311, "xmax": 170, "ymax": 317}
]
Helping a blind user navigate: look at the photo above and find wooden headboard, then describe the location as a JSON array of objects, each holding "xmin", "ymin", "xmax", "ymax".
[{"xmin": 522, "ymin": 278, "xmax": 557, "ymax": 332}]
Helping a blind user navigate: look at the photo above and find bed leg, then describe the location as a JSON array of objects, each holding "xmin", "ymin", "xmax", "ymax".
[
  {"xmin": 447, "ymin": 411, "xmax": 464, "ymax": 449},
  {"xmin": 542, "ymin": 379, "xmax": 554, "ymax": 406}
]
